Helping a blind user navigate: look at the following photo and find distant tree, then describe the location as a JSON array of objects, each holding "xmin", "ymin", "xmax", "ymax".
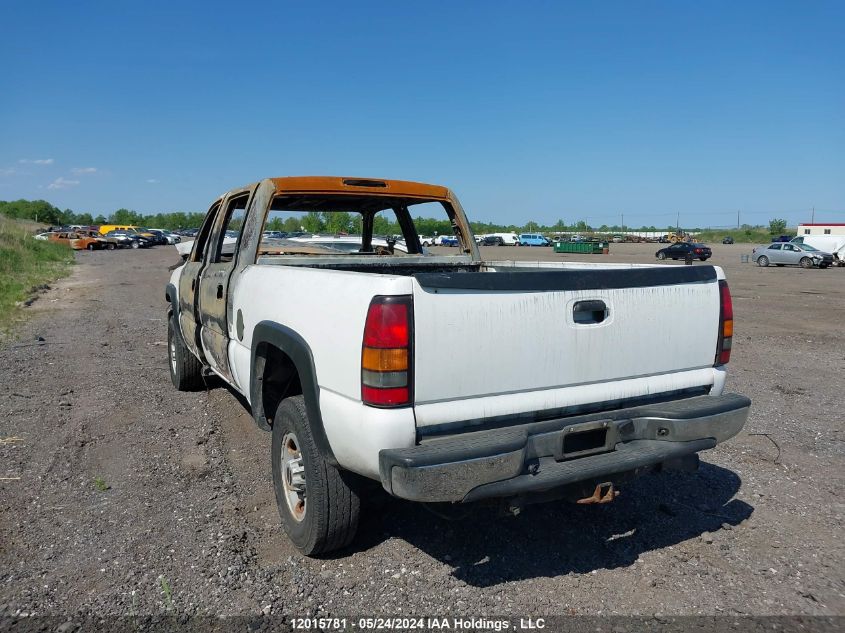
[
  {"xmin": 575, "ymin": 220, "xmax": 589, "ymax": 232},
  {"xmin": 111, "ymin": 208, "xmax": 144, "ymax": 225},
  {"xmin": 768, "ymin": 218, "xmax": 788, "ymax": 235},
  {"xmin": 323, "ymin": 211, "xmax": 352, "ymax": 234},
  {"xmin": 282, "ymin": 216, "xmax": 302, "ymax": 232},
  {"xmin": 301, "ymin": 212, "xmax": 324, "ymax": 233}
]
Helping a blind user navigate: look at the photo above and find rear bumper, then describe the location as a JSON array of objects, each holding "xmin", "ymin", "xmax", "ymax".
[{"xmin": 378, "ymin": 393, "xmax": 750, "ymax": 503}]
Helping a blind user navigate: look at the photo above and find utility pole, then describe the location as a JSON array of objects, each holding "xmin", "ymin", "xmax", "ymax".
[
  {"xmin": 621, "ymin": 212, "xmax": 624, "ymax": 233},
  {"xmin": 737, "ymin": 209, "xmax": 740, "ymax": 229},
  {"xmin": 676, "ymin": 212, "xmax": 680, "ymax": 233},
  {"xmin": 811, "ymin": 206, "xmax": 815, "ymax": 223}
]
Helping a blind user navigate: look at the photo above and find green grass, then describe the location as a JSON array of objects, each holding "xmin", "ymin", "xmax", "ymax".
[
  {"xmin": 0, "ymin": 215, "xmax": 73, "ymax": 330},
  {"xmin": 695, "ymin": 228, "xmax": 781, "ymax": 244},
  {"xmin": 93, "ymin": 476, "xmax": 110, "ymax": 492}
]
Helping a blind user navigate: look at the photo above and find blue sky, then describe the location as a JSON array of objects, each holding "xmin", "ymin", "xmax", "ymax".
[{"xmin": 1, "ymin": 1, "xmax": 843, "ymax": 228}]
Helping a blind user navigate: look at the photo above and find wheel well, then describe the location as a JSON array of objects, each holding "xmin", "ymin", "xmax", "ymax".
[{"xmin": 256, "ymin": 343, "xmax": 302, "ymax": 428}]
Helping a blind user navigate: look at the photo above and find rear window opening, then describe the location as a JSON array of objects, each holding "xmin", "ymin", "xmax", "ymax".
[{"xmin": 256, "ymin": 195, "xmax": 471, "ymax": 260}]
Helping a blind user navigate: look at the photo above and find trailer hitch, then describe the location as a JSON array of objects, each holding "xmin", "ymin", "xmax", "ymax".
[{"xmin": 576, "ymin": 482, "xmax": 619, "ymax": 505}]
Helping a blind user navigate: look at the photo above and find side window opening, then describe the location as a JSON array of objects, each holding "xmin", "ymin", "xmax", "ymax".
[
  {"xmin": 215, "ymin": 194, "xmax": 250, "ymax": 263},
  {"xmin": 191, "ymin": 201, "xmax": 221, "ymax": 262}
]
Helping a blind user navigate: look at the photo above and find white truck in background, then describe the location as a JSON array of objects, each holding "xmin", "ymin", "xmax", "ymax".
[
  {"xmin": 165, "ymin": 176, "xmax": 750, "ymax": 555},
  {"xmin": 791, "ymin": 235, "xmax": 845, "ymax": 266}
]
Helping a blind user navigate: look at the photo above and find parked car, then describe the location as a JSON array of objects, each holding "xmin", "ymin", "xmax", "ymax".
[
  {"xmin": 479, "ymin": 235, "xmax": 505, "ymax": 246},
  {"xmin": 722, "ymin": 236, "xmax": 735, "ymax": 244},
  {"xmin": 262, "ymin": 231, "xmax": 288, "ymax": 240},
  {"xmin": 165, "ymin": 175, "xmax": 749, "ymax": 556},
  {"xmin": 439, "ymin": 235, "xmax": 459, "ymax": 246},
  {"xmin": 78, "ymin": 229, "xmax": 119, "ymax": 250},
  {"xmin": 752, "ymin": 242, "xmax": 833, "ymax": 268},
  {"xmin": 148, "ymin": 229, "xmax": 181, "ymax": 244},
  {"xmin": 47, "ymin": 231, "xmax": 107, "ymax": 251},
  {"xmin": 105, "ymin": 230, "xmax": 153, "ymax": 249},
  {"xmin": 655, "ymin": 242, "xmax": 712, "ymax": 261},
  {"xmin": 518, "ymin": 233, "xmax": 551, "ymax": 246}
]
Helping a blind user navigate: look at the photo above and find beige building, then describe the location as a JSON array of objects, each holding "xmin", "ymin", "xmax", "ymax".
[{"xmin": 797, "ymin": 223, "xmax": 845, "ymax": 236}]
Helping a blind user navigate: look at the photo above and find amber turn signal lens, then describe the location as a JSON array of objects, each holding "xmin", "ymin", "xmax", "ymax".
[
  {"xmin": 723, "ymin": 319, "xmax": 734, "ymax": 338},
  {"xmin": 362, "ymin": 347, "xmax": 408, "ymax": 372}
]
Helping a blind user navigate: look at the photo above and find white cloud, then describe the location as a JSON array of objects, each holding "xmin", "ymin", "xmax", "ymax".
[
  {"xmin": 47, "ymin": 177, "xmax": 80, "ymax": 190},
  {"xmin": 71, "ymin": 167, "xmax": 98, "ymax": 175},
  {"xmin": 19, "ymin": 158, "xmax": 54, "ymax": 165},
  {"xmin": 146, "ymin": 178, "xmax": 159, "ymax": 184},
  {"xmin": 0, "ymin": 167, "xmax": 18, "ymax": 177}
]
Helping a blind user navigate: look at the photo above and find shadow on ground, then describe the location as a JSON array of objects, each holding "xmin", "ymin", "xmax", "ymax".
[
  {"xmin": 211, "ymin": 380, "xmax": 753, "ymax": 585},
  {"xmin": 350, "ymin": 462, "xmax": 752, "ymax": 586}
]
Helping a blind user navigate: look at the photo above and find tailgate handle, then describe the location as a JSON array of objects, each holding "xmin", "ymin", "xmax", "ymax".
[{"xmin": 573, "ymin": 300, "xmax": 608, "ymax": 324}]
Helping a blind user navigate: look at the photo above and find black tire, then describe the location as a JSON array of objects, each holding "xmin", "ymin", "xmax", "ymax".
[
  {"xmin": 168, "ymin": 317, "xmax": 203, "ymax": 391},
  {"xmin": 271, "ymin": 395, "xmax": 361, "ymax": 556},
  {"xmin": 657, "ymin": 252, "xmax": 667, "ymax": 260},
  {"xmin": 800, "ymin": 257, "xmax": 813, "ymax": 269},
  {"xmin": 820, "ymin": 263, "xmax": 829, "ymax": 269},
  {"xmin": 107, "ymin": 243, "xmax": 115, "ymax": 250},
  {"xmin": 699, "ymin": 257, "xmax": 707, "ymax": 261},
  {"xmin": 757, "ymin": 256, "xmax": 769, "ymax": 267},
  {"xmin": 87, "ymin": 243, "xmax": 95, "ymax": 251},
  {"xmin": 131, "ymin": 240, "xmax": 140, "ymax": 249}
]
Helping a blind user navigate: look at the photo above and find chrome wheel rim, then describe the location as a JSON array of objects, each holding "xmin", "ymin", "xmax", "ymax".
[{"xmin": 281, "ymin": 432, "xmax": 306, "ymax": 521}]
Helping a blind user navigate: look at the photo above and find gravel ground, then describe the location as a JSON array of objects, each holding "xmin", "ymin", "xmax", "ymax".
[{"xmin": 0, "ymin": 244, "xmax": 843, "ymax": 622}]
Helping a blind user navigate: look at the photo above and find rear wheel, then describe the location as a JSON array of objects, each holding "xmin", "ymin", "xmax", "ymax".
[
  {"xmin": 699, "ymin": 257, "xmax": 708, "ymax": 261},
  {"xmin": 657, "ymin": 252, "xmax": 667, "ymax": 260},
  {"xmin": 168, "ymin": 317, "xmax": 203, "ymax": 390},
  {"xmin": 131, "ymin": 241, "xmax": 140, "ymax": 249},
  {"xmin": 757, "ymin": 256, "xmax": 769, "ymax": 267},
  {"xmin": 271, "ymin": 395, "xmax": 361, "ymax": 556},
  {"xmin": 107, "ymin": 243, "xmax": 115, "ymax": 250},
  {"xmin": 800, "ymin": 257, "xmax": 813, "ymax": 269}
]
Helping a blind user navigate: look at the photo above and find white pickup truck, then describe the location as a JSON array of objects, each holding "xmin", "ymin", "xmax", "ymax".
[{"xmin": 166, "ymin": 176, "xmax": 749, "ymax": 555}]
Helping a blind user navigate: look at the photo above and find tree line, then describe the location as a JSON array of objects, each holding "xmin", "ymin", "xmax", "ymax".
[{"xmin": 0, "ymin": 198, "xmax": 787, "ymax": 236}]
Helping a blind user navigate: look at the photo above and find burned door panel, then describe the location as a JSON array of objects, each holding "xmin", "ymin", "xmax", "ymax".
[
  {"xmin": 196, "ymin": 188, "xmax": 256, "ymax": 381},
  {"xmin": 178, "ymin": 200, "xmax": 222, "ymax": 359}
]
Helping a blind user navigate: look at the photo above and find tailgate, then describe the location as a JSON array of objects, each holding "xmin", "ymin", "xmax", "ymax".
[{"xmin": 411, "ymin": 265, "xmax": 722, "ymax": 428}]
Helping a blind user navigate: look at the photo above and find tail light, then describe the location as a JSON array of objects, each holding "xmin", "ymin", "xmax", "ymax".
[
  {"xmin": 715, "ymin": 280, "xmax": 733, "ymax": 365},
  {"xmin": 361, "ymin": 296, "xmax": 413, "ymax": 407}
]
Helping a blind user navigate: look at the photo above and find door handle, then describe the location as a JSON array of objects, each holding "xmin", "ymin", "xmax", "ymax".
[
  {"xmin": 217, "ymin": 284, "xmax": 223, "ymax": 299},
  {"xmin": 573, "ymin": 300, "xmax": 608, "ymax": 324}
]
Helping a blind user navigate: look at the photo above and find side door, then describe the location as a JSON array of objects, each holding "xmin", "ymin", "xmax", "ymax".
[
  {"xmin": 196, "ymin": 188, "xmax": 255, "ymax": 382},
  {"xmin": 781, "ymin": 243, "xmax": 801, "ymax": 265},
  {"xmin": 178, "ymin": 200, "xmax": 222, "ymax": 360},
  {"xmin": 668, "ymin": 244, "xmax": 685, "ymax": 259},
  {"xmin": 766, "ymin": 243, "xmax": 784, "ymax": 263}
]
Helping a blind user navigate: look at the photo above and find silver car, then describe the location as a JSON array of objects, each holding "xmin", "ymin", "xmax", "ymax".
[{"xmin": 752, "ymin": 242, "xmax": 833, "ymax": 269}]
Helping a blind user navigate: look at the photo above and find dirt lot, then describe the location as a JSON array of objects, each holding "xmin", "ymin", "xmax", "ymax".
[{"xmin": 1, "ymin": 243, "xmax": 843, "ymax": 621}]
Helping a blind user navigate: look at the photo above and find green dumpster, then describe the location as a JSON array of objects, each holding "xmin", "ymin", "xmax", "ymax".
[{"xmin": 554, "ymin": 241, "xmax": 608, "ymax": 254}]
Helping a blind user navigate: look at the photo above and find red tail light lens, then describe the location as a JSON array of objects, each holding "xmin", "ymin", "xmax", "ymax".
[
  {"xmin": 363, "ymin": 302, "xmax": 409, "ymax": 348},
  {"xmin": 715, "ymin": 280, "xmax": 733, "ymax": 365},
  {"xmin": 362, "ymin": 296, "xmax": 413, "ymax": 407}
]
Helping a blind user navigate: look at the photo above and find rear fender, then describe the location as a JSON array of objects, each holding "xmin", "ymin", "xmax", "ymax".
[{"xmin": 250, "ymin": 321, "xmax": 337, "ymax": 465}]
